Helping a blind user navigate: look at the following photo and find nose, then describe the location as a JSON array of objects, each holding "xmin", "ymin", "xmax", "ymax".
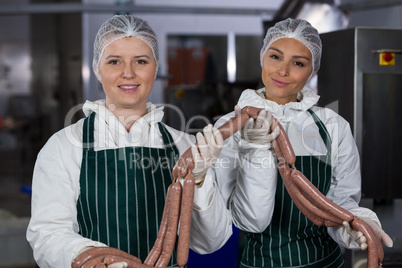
[
  {"xmin": 277, "ymin": 63, "xmax": 289, "ymax": 77},
  {"xmin": 122, "ymin": 64, "xmax": 135, "ymax": 79}
]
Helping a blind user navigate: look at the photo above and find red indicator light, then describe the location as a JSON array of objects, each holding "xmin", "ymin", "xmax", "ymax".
[{"xmin": 382, "ymin": 53, "xmax": 394, "ymax": 62}]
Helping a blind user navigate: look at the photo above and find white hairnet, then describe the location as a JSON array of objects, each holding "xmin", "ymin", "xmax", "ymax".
[
  {"xmin": 93, "ymin": 15, "xmax": 158, "ymax": 81},
  {"xmin": 260, "ymin": 18, "xmax": 322, "ymax": 74}
]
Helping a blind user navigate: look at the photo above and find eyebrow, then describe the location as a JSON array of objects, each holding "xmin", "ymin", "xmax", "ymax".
[
  {"xmin": 268, "ymin": 47, "xmax": 311, "ymax": 62},
  {"xmin": 105, "ymin": 54, "xmax": 152, "ymax": 59}
]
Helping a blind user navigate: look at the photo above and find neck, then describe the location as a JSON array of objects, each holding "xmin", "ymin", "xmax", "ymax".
[{"xmin": 107, "ymin": 103, "xmax": 147, "ymax": 132}]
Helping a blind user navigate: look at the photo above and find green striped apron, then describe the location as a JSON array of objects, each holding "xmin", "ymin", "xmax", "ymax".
[
  {"xmin": 77, "ymin": 112, "xmax": 180, "ymax": 265},
  {"xmin": 240, "ymin": 109, "xmax": 345, "ymax": 268}
]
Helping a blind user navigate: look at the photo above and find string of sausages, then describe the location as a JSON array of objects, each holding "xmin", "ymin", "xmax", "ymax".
[
  {"xmin": 71, "ymin": 172, "xmax": 194, "ymax": 268},
  {"xmin": 72, "ymin": 106, "xmax": 384, "ymax": 268}
]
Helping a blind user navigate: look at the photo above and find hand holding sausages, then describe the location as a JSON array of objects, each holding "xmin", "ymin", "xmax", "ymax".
[
  {"xmin": 358, "ymin": 217, "xmax": 393, "ymax": 248},
  {"xmin": 236, "ymin": 105, "xmax": 280, "ymax": 145},
  {"xmin": 191, "ymin": 124, "xmax": 224, "ymax": 185},
  {"xmin": 342, "ymin": 221, "xmax": 368, "ymax": 250}
]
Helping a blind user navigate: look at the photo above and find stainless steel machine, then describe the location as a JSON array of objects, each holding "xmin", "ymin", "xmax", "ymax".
[{"xmin": 317, "ymin": 27, "xmax": 402, "ymax": 199}]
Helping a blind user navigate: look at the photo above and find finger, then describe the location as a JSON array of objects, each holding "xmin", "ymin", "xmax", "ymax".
[
  {"xmin": 266, "ymin": 110, "xmax": 273, "ymax": 127},
  {"xmin": 266, "ymin": 125, "xmax": 280, "ymax": 141},
  {"xmin": 212, "ymin": 127, "xmax": 224, "ymax": 148},
  {"xmin": 343, "ymin": 221, "xmax": 352, "ymax": 231},
  {"xmin": 203, "ymin": 124, "xmax": 213, "ymax": 146},
  {"xmin": 108, "ymin": 262, "xmax": 128, "ymax": 268},
  {"xmin": 191, "ymin": 143, "xmax": 200, "ymax": 160},
  {"xmin": 358, "ymin": 233, "xmax": 366, "ymax": 243},
  {"xmin": 196, "ymin": 132, "xmax": 211, "ymax": 160},
  {"xmin": 351, "ymin": 230, "xmax": 363, "ymax": 241},
  {"xmin": 208, "ymin": 127, "xmax": 223, "ymax": 158},
  {"xmin": 244, "ymin": 118, "xmax": 254, "ymax": 130},
  {"xmin": 379, "ymin": 230, "xmax": 394, "ymax": 247},
  {"xmin": 234, "ymin": 105, "xmax": 241, "ymax": 116},
  {"xmin": 242, "ymin": 118, "xmax": 255, "ymax": 141},
  {"xmin": 255, "ymin": 110, "xmax": 267, "ymax": 129},
  {"xmin": 204, "ymin": 125, "xmax": 216, "ymax": 156}
]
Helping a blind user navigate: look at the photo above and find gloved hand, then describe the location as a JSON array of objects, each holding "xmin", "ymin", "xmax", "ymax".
[
  {"xmin": 342, "ymin": 221, "xmax": 368, "ymax": 250},
  {"xmin": 235, "ymin": 105, "xmax": 280, "ymax": 145},
  {"xmin": 343, "ymin": 217, "xmax": 393, "ymax": 250},
  {"xmin": 359, "ymin": 217, "xmax": 393, "ymax": 248},
  {"xmin": 108, "ymin": 262, "xmax": 128, "ymax": 268},
  {"xmin": 191, "ymin": 124, "xmax": 224, "ymax": 186}
]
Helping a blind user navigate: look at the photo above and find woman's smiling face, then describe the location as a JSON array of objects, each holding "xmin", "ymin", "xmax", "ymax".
[
  {"xmin": 98, "ymin": 36, "xmax": 157, "ymax": 112},
  {"xmin": 261, "ymin": 38, "xmax": 313, "ymax": 105}
]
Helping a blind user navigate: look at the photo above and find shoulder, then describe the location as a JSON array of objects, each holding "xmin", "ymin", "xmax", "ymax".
[
  {"xmin": 309, "ymin": 106, "xmax": 350, "ymax": 127},
  {"xmin": 40, "ymin": 118, "xmax": 85, "ymax": 155},
  {"xmin": 157, "ymin": 122, "xmax": 195, "ymax": 147}
]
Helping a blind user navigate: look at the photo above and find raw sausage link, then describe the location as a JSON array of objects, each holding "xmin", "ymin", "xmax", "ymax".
[
  {"xmin": 177, "ymin": 173, "xmax": 195, "ymax": 267},
  {"xmin": 272, "ymin": 140, "xmax": 286, "ymax": 164},
  {"xmin": 144, "ymin": 185, "xmax": 173, "ymax": 266},
  {"xmin": 72, "ymin": 247, "xmax": 141, "ymax": 268},
  {"xmin": 155, "ymin": 181, "xmax": 182, "ymax": 267},
  {"xmin": 291, "ymin": 169, "xmax": 354, "ymax": 222},
  {"xmin": 278, "ymin": 162, "xmax": 325, "ymax": 226},
  {"xmin": 351, "ymin": 217, "xmax": 382, "ymax": 267},
  {"xmin": 272, "ymin": 117, "xmax": 384, "ymax": 267},
  {"xmin": 171, "ymin": 106, "xmax": 263, "ymax": 180},
  {"xmin": 271, "ymin": 117, "xmax": 296, "ymax": 166}
]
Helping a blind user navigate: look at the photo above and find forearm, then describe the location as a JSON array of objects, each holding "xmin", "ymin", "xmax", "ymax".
[{"xmin": 230, "ymin": 144, "xmax": 277, "ymax": 233}]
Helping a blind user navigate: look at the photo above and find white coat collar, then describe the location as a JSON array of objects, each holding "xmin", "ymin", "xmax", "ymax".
[
  {"xmin": 237, "ymin": 86, "xmax": 320, "ymax": 121},
  {"xmin": 82, "ymin": 100, "xmax": 164, "ymax": 147}
]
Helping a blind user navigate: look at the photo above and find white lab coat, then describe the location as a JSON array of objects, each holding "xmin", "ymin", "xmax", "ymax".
[
  {"xmin": 27, "ymin": 100, "xmax": 232, "ymax": 268},
  {"xmin": 214, "ymin": 87, "xmax": 382, "ymax": 249}
]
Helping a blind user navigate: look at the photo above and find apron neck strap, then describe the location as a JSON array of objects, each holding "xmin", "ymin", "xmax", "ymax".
[
  {"xmin": 82, "ymin": 112, "xmax": 96, "ymax": 151},
  {"xmin": 307, "ymin": 109, "xmax": 332, "ymax": 155},
  {"xmin": 157, "ymin": 122, "xmax": 180, "ymax": 158}
]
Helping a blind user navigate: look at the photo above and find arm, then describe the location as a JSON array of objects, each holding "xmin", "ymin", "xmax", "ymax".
[
  {"xmin": 213, "ymin": 112, "xmax": 277, "ymax": 233},
  {"xmin": 323, "ymin": 111, "xmax": 392, "ymax": 249},
  {"xmin": 26, "ymin": 126, "xmax": 106, "ymax": 268},
  {"xmin": 163, "ymin": 125, "xmax": 233, "ymax": 254}
]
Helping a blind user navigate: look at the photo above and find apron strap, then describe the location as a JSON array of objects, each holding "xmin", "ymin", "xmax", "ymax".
[
  {"xmin": 307, "ymin": 109, "xmax": 332, "ymax": 156},
  {"xmin": 157, "ymin": 122, "xmax": 180, "ymax": 162},
  {"xmin": 83, "ymin": 112, "xmax": 96, "ymax": 151}
]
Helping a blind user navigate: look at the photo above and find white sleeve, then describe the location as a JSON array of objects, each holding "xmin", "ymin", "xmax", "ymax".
[
  {"xmin": 324, "ymin": 116, "xmax": 382, "ymax": 249},
  {"xmin": 189, "ymin": 169, "xmax": 233, "ymax": 254},
  {"xmin": 214, "ymin": 113, "xmax": 277, "ymax": 233},
  {"xmin": 26, "ymin": 130, "xmax": 106, "ymax": 268}
]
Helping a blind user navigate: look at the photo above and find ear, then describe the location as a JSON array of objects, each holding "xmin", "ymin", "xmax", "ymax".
[
  {"xmin": 93, "ymin": 61, "xmax": 102, "ymax": 82},
  {"xmin": 154, "ymin": 61, "xmax": 159, "ymax": 80}
]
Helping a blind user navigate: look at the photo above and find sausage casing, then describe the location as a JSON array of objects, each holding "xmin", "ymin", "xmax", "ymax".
[{"xmin": 177, "ymin": 173, "xmax": 195, "ymax": 267}]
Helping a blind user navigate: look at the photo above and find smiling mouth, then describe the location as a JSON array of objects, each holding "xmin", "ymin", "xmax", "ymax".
[
  {"xmin": 119, "ymin": 85, "xmax": 139, "ymax": 93},
  {"xmin": 272, "ymin": 78, "xmax": 290, "ymax": 87}
]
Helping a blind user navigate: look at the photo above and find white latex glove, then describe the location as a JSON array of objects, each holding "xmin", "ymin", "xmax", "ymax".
[
  {"xmin": 359, "ymin": 217, "xmax": 394, "ymax": 248},
  {"xmin": 191, "ymin": 124, "xmax": 224, "ymax": 185},
  {"xmin": 343, "ymin": 217, "xmax": 393, "ymax": 251},
  {"xmin": 235, "ymin": 105, "xmax": 280, "ymax": 145},
  {"xmin": 108, "ymin": 262, "xmax": 128, "ymax": 268},
  {"xmin": 342, "ymin": 221, "xmax": 368, "ymax": 250}
]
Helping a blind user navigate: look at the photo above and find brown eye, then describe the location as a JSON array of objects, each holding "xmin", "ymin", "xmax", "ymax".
[{"xmin": 108, "ymin": 60, "xmax": 119, "ymax": 65}]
